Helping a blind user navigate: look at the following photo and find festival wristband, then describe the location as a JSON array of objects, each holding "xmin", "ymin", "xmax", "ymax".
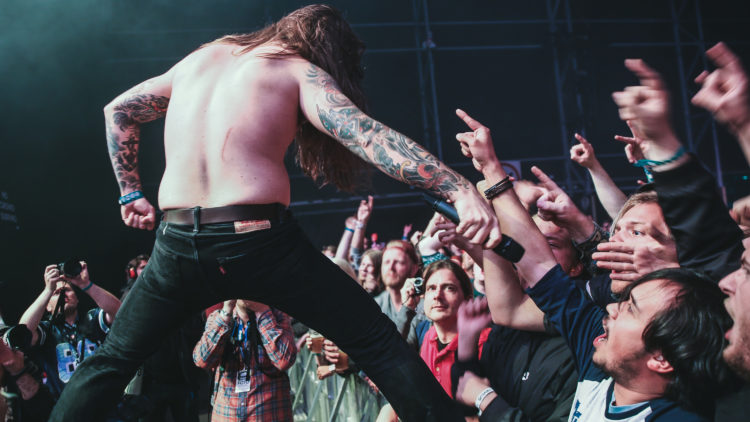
[
  {"xmin": 81, "ymin": 281, "xmax": 94, "ymax": 292},
  {"xmin": 475, "ymin": 387, "xmax": 495, "ymax": 414},
  {"xmin": 118, "ymin": 190, "xmax": 144, "ymax": 205}
]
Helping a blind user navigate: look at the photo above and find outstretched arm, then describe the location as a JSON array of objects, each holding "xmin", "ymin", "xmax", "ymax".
[
  {"xmin": 104, "ymin": 71, "xmax": 173, "ymax": 230},
  {"xmin": 454, "ymin": 109, "xmax": 557, "ymax": 288},
  {"xmin": 298, "ymin": 64, "xmax": 500, "ymax": 248},
  {"xmin": 570, "ymin": 133, "xmax": 627, "ymax": 219}
]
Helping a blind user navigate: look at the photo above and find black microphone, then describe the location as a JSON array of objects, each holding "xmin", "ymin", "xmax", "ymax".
[{"xmin": 422, "ymin": 193, "xmax": 525, "ymax": 263}]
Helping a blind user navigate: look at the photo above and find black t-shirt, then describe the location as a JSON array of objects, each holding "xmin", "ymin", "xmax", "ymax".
[{"xmin": 452, "ymin": 324, "xmax": 578, "ymax": 422}]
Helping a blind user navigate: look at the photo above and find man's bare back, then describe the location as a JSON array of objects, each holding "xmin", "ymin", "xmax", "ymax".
[
  {"xmin": 106, "ymin": 41, "xmax": 500, "ymax": 246},
  {"xmin": 161, "ymin": 44, "xmax": 304, "ymax": 209}
]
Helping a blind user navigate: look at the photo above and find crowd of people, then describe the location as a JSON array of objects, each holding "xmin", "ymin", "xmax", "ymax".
[{"xmin": 3, "ymin": 3, "xmax": 750, "ymax": 421}]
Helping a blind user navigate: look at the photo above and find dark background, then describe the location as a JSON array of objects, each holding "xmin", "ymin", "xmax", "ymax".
[{"xmin": 1, "ymin": 0, "xmax": 749, "ymax": 321}]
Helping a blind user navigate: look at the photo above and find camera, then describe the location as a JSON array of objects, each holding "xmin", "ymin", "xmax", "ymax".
[
  {"xmin": 1, "ymin": 324, "xmax": 32, "ymax": 352},
  {"xmin": 412, "ymin": 277, "xmax": 425, "ymax": 296},
  {"xmin": 57, "ymin": 258, "xmax": 82, "ymax": 278}
]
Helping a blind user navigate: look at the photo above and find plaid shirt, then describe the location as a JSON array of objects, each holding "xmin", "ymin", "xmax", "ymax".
[{"xmin": 194, "ymin": 308, "xmax": 296, "ymax": 422}]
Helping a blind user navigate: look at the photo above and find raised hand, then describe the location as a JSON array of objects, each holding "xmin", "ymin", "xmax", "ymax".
[
  {"xmin": 357, "ymin": 195, "xmax": 374, "ymax": 223},
  {"xmin": 121, "ymin": 197, "xmax": 156, "ymax": 231},
  {"xmin": 452, "ymin": 109, "xmax": 503, "ymax": 249},
  {"xmin": 400, "ymin": 277, "xmax": 421, "ymax": 311},
  {"xmin": 402, "ymin": 223, "xmax": 413, "ymax": 239},
  {"xmin": 455, "ymin": 109, "xmax": 500, "ymax": 173},
  {"xmin": 612, "ymin": 59, "xmax": 682, "ymax": 161},
  {"xmin": 61, "ymin": 261, "xmax": 90, "ymax": 289},
  {"xmin": 457, "ymin": 297, "xmax": 492, "ymax": 338},
  {"xmin": 613, "ymin": 120, "xmax": 646, "ymax": 164},
  {"xmin": 570, "ymin": 133, "xmax": 600, "ymax": 169},
  {"xmin": 43, "ymin": 265, "xmax": 63, "ymax": 293},
  {"xmin": 530, "ymin": 166, "xmax": 593, "ymax": 241},
  {"xmin": 692, "ymin": 42, "xmax": 750, "ymax": 133}
]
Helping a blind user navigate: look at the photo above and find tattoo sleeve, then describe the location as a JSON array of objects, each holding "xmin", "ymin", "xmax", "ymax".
[
  {"xmin": 105, "ymin": 93, "xmax": 169, "ymax": 193},
  {"xmin": 306, "ymin": 65, "xmax": 471, "ymax": 197}
]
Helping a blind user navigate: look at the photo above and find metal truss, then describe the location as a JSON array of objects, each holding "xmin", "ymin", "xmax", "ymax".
[{"xmin": 108, "ymin": 0, "xmax": 734, "ymax": 216}]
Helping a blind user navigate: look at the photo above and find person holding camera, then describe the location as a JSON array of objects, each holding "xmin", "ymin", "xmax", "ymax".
[
  {"xmin": 18, "ymin": 262, "xmax": 121, "ymax": 400},
  {"xmin": 193, "ymin": 299, "xmax": 296, "ymax": 422},
  {"xmin": 0, "ymin": 333, "xmax": 55, "ymax": 421}
]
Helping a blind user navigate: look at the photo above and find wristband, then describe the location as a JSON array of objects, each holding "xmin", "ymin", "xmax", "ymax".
[
  {"xmin": 345, "ymin": 227, "xmax": 355, "ymax": 233},
  {"xmin": 355, "ymin": 221, "xmax": 365, "ymax": 230},
  {"xmin": 81, "ymin": 281, "xmax": 94, "ymax": 292},
  {"xmin": 633, "ymin": 146, "xmax": 686, "ymax": 168},
  {"xmin": 118, "ymin": 190, "xmax": 144, "ymax": 205},
  {"xmin": 475, "ymin": 387, "xmax": 495, "ymax": 415},
  {"xmin": 219, "ymin": 309, "xmax": 232, "ymax": 319},
  {"xmin": 483, "ymin": 177, "xmax": 512, "ymax": 200}
]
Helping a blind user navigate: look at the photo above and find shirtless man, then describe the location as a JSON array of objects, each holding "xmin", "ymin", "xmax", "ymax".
[{"xmin": 50, "ymin": 5, "xmax": 499, "ymax": 421}]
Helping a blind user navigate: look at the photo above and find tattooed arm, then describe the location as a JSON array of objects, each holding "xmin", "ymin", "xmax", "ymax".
[
  {"xmin": 298, "ymin": 63, "xmax": 501, "ymax": 247},
  {"xmin": 104, "ymin": 71, "xmax": 172, "ymax": 230}
]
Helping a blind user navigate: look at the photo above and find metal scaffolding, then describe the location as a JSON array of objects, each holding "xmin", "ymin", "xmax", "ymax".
[{"xmin": 106, "ymin": 0, "xmax": 736, "ymax": 217}]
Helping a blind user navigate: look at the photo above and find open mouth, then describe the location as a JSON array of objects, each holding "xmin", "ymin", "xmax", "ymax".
[{"xmin": 594, "ymin": 319, "xmax": 609, "ymax": 346}]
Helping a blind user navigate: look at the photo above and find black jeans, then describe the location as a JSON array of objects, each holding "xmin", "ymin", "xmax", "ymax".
[{"xmin": 50, "ymin": 214, "xmax": 461, "ymax": 421}]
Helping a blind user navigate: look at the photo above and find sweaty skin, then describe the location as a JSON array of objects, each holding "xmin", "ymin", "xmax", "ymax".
[{"xmin": 105, "ymin": 43, "xmax": 500, "ymax": 246}]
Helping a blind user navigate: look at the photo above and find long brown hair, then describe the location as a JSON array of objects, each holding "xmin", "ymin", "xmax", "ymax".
[{"xmin": 206, "ymin": 4, "xmax": 369, "ymax": 191}]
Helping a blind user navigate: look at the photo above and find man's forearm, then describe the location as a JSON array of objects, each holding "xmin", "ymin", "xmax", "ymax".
[
  {"xmin": 587, "ymin": 165, "xmax": 627, "ymax": 221},
  {"xmin": 481, "ymin": 163, "xmax": 557, "ymax": 288},
  {"xmin": 334, "ymin": 228, "xmax": 353, "ymax": 261},
  {"xmin": 482, "ymin": 250, "xmax": 546, "ymax": 331},
  {"xmin": 84, "ymin": 284, "xmax": 121, "ymax": 324},
  {"xmin": 19, "ymin": 290, "xmax": 54, "ymax": 342},
  {"xmin": 104, "ymin": 93, "xmax": 169, "ymax": 194},
  {"xmin": 307, "ymin": 65, "xmax": 472, "ymax": 200}
]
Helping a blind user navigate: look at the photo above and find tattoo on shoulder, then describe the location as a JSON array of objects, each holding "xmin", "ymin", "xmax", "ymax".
[
  {"xmin": 306, "ymin": 64, "xmax": 469, "ymax": 196},
  {"xmin": 113, "ymin": 95, "xmax": 170, "ymax": 130}
]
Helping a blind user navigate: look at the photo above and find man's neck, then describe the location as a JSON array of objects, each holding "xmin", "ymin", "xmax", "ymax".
[
  {"xmin": 387, "ymin": 287, "xmax": 403, "ymax": 312},
  {"xmin": 64, "ymin": 310, "xmax": 78, "ymax": 326},
  {"xmin": 433, "ymin": 319, "xmax": 458, "ymax": 345},
  {"xmin": 612, "ymin": 376, "xmax": 666, "ymax": 406}
]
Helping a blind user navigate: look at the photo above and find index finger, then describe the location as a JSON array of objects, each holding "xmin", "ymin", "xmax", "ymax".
[
  {"xmin": 531, "ymin": 166, "xmax": 562, "ymax": 192},
  {"xmin": 456, "ymin": 109, "xmax": 484, "ymax": 131},
  {"xmin": 574, "ymin": 133, "xmax": 590, "ymax": 146},
  {"xmin": 624, "ymin": 59, "xmax": 665, "ymax": 90},
  {"xmin": 596, "ymin": 242, "xmax": 633, "ymax": 253}
]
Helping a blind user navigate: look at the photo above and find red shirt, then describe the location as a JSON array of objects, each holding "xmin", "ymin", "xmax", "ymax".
[{"xmin": 419, "ymin": 325, "xmax": 491, "ymax": 397}]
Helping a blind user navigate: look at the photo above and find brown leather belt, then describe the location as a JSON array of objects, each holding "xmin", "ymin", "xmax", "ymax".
[{"xmin": 163, "ymin": 204, "xmax": 286, "ymax": 226}]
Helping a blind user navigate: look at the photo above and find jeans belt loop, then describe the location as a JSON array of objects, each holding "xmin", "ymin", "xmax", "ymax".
[{"xmin": 192, "ymin": 207, "xmax": 201, "ymax": 233}]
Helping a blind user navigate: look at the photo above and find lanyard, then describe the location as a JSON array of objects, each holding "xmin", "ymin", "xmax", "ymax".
[{"xmin": 232, "ymin": 319, "xmax": 252, "ymax": 367}]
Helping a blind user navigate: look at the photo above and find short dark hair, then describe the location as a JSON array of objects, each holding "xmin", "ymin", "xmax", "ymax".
[
  {"xmin": 620, "ymin": 268, "xmax": 741, "ymax": 414},
  {"xmin": 422, "ymin": 260, "xmax": 473, "ymax": 299}
]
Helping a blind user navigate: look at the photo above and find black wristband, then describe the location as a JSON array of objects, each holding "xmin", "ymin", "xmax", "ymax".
[{"xmin": 483, "ymin": 177, "xmax": 512, "ymax": 200}]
